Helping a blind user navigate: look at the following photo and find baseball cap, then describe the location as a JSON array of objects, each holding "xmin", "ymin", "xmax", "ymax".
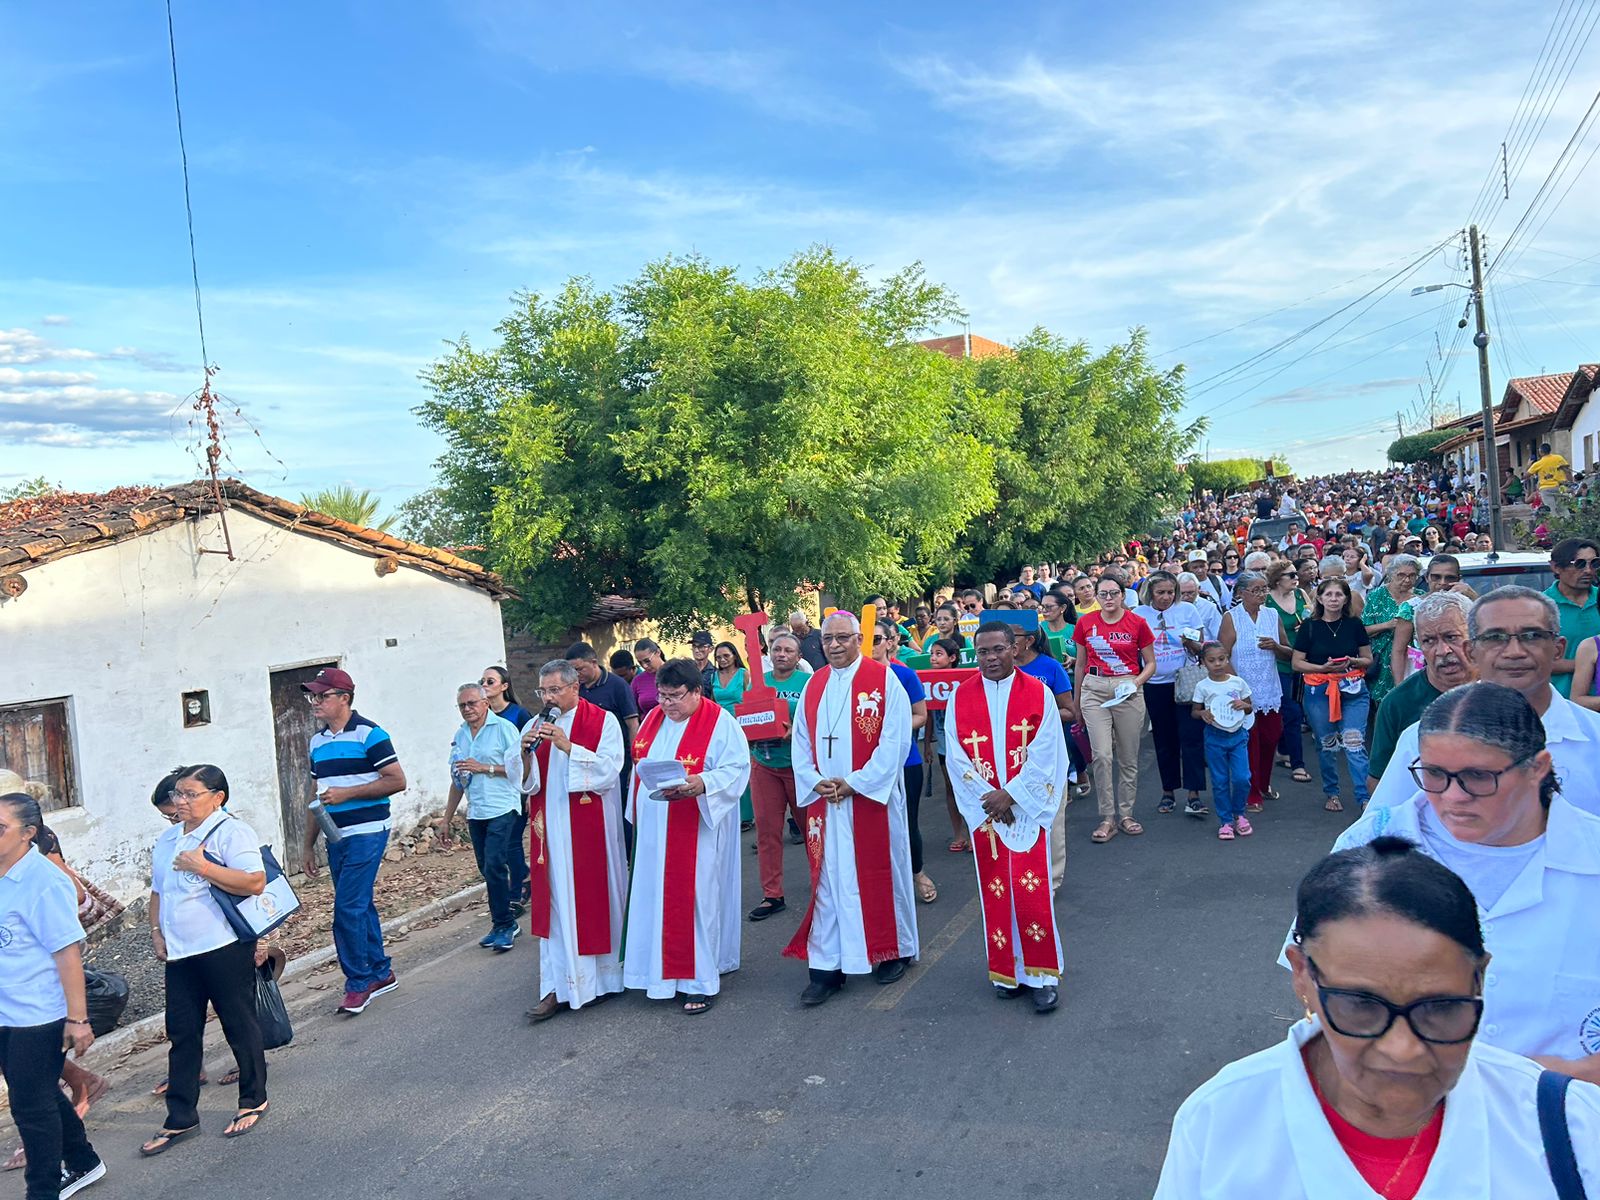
[
  {"xmin": 690, "ymin": 630, "xmax": 714, "ymax": 648},
  {"xmin": 301, "ymin": 667, "xmax": 354, "ymax": 694}
]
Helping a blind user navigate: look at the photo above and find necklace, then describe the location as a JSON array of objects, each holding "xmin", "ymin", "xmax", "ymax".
[{"xmin": 1380, "ymin": 1112, "xmax": 1438, "ymax": 1193}]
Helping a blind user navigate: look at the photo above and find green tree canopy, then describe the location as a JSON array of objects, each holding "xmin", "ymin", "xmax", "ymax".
[
  {"xmin": 1387, "ymin": 429, "xmax": 1455, "ymax": 464},
  {"xmin": 1184, "ymin": 457, "xmax": 1290, "ymax": 498}
]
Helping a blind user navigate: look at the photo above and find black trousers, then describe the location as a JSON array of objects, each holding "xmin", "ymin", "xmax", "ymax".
[
  {"xmin": 902, "ymin": 763, "xmax": 925, "ymax": 874},
  {"xmin": 1145, "ymin": 682, "xmax": 1208, "ymax": 793},
  {"xmin": 0, "ymin": 1019, "xmax": 97, "ymax": 1199},
  {"xmin": 164, "ymin": 939, "xmax": 267, "ymax": 1128}
]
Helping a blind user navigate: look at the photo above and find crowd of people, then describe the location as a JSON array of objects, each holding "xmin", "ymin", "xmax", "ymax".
[{"xmin": 5, "ymin": 458, "xmax": 1600, "ymax": 1197}]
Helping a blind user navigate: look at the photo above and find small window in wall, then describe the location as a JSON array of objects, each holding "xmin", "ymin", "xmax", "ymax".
[
  {"xmin": 0, "ymin": 699, "xmax": 78, "ymax": 813},
  {"xmin": 1585, "ymin": 434, "xmax": 1594, "ymax": 471}
]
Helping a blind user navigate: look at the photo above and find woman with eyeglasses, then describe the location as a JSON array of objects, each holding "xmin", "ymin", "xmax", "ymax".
[
  {"xmin": 1323, "ymin": 682, "xmax": 1600, "ymax": 1086},
  {"xmin": 1362, "ymin": 555, "xmax": 1421, "ymax": 708},
  {"xmin": 1073, "ymin": 572, "xmax": 1156, "ymax": 843},
  {"xmin": 140, "ymin": 765, "xmax": 269, "ymax": 1156},
  {"xmin": 1266, "ymin": 560, "xmax": 1313, "ymax": 783},
  {"xmin": 1160, "ymin": 835, "xmax": 1600, "ymax": 1197}
]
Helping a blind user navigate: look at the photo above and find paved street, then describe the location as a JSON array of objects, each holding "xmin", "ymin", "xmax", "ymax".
[{"xmin": 26, "ymin": 741, "xmax": 1359, "ymax": 1200}]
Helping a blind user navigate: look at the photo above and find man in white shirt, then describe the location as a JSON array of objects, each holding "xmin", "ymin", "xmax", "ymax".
[
  {"xmin": 1371, "ymin": 587, "xmax": 1600, "ymax": 813},
  {"xmin": 439, "ymin": 683, "xmax": 524, "ymax": 953}
]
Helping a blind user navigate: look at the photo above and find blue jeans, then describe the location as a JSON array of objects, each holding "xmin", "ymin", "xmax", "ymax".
[
  {"xmin": 1275, "ymin": 674, "xmax": 1305, "ymax": 770},
  {"xmin": 1203, "ymin": 726, "xmax": 1251, "ymax": 825},
  {"xmin": 469, "ymin": 811, "xmax": 520, "ymax": 928},
  {"xmin": 326, "ymin": 831, "xmax": 392, "ymax": 991},
  {"xmin": 1302, "ymin": 681, "xmax": 1371, "ymax": 804}
]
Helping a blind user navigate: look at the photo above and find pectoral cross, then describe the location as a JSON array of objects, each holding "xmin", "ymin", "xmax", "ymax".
[
  {"xmin": 981, "ymin": 819, "xmax": 1000, "ymax": 861},
  {"xmin": 821, "ymin": 732, "xmax": 839, "ymax": 756},
  {"xmin": 962, "ymin": 729, "xmax": 989, "ymax": 761}
]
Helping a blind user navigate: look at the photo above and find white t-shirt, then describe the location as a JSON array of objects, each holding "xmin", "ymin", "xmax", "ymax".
[
  {"xmin": 1191, "ymin": 674, "xmax": 1254, "ymax": 732},
  {"xmin": 151, "ymin": 809, "xmax": 264, "ymax": 961},
  {"xmin": 0, "ymin": 846, "xmax": 85, "ymax": 1026},
  {"xmin": 1418, "ymin": 802, "xmax": 1543, "ymax": 911}
]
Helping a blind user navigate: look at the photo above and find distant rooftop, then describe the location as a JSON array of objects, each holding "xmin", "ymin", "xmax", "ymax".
[{"xmin": 917, "ymin": 333, "xmax": 1011, "ymax": 360}]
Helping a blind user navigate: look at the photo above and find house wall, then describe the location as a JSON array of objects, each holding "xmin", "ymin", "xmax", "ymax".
[
  {"xmin": 1571, "ymin": 396, "xmax": 1600, "ymax": 473},
  {"xmin": 0, "ymin": 509, "xmax": 506, "ymax": 900}
]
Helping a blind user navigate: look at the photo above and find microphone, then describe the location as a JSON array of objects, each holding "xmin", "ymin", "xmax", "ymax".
[{"xmin": 531, "ymin": 704, "xmax": 560, "ymax": 743}]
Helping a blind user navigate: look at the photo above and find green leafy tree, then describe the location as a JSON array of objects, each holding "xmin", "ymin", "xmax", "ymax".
[
  {"xmin": 392, "ymin": 487, "xmax": 483, "ymax": 551},
  {"xmin": 1387, "ymin": 429, "xmax": 1455, "ymax": 464},
  {"xmin": 419, "ymin": 249, "xmax": 1002, "ymax": 637},
  {"xmin": 298, "ymin": 486, "xmax": 394, "ymax": 533},
  {"xmin": 0, "ymin": 476, "xmax": 58, "ymax": 502},
  {"xmin": 1184, "ymin": 457, "xmax": 1290, "ymax": 498},
  {"xmin": 938, "ymin": 329, "xmax": 1201, "ymax": 581}
]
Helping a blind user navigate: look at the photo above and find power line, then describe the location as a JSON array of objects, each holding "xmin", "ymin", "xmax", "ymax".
[
  {"xmin": 1491, "ymin": 83, "xmax": 1600, "ymax": 276},
  {"xmin": 165, "ymin": 0, "xmax": 208, "ymax": 370}
]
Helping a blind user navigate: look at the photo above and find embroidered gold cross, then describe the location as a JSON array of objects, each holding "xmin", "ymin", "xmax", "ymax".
[
  {"xmin": 991, "ymin": 928, "xmax": 1008, "ymax": 949},
  {"xmin": 1010, "ymin": 717, "xmax": 1036, "ymax": 742},
  {"xmin": 981, "ymin": 820, "xmax": 1000, "ymax": 861},
  {"xmin": 1019, "ymin": 870, "xmax": 1042, "ymax": 893},
  {"xmin": 987, "ymin": 877, "xmax": 1006, "ymax": 898},
  {"xmin": 1025, "ymin": 922, "xmax": 1046, "ymax": 942},
  {"xmin": 961, "ymin": 729, "xmax": 989, "ymax": 760},
  {"xmin": 531, "ymin": 810, "xmax": 547, "ymax": 866}
]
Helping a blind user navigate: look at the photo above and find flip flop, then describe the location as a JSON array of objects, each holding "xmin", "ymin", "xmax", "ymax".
[
  {"xmin": 1324, "ymin": 797, "xmax": 1344, "ymax": 812},
  {"xmin": 947, "ymin": 837, "xmax": 970, "ymax": 853},
  {"xmin": 140, "ymin": 1125, "xmax": 200, "ymax": 1157},
  {"xmin": 219, "ymin": 1067, "xmax": 241, "ymax": 1087},
  {"xmin": 151, "ymin": 1072, "xmax": 206, "ymax": 1096},
  {"xmin": 915, "ymin": 874, "xmax": 938, "ymax": 904},
  {"xmin": 4, "ymin": 1146, "xmax": 24, "ymax": 1172},
  {"xmin": 1291, "ymin": 768, "xmax": 1312, "ymax": 783},
  {"xmin": 224, "ymin": 1103, "xmax": 269, "ymax": 1138},
  {"xmin": 683, "ymin": 995, "xmax": 716, "ymax": 1015}
]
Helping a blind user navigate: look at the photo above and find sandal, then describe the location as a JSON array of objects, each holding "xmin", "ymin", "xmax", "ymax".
[
  {"xmin": 1157, "ymin": 795, "xmax": 1176, "ymax": 814},
  {"xmin": 683, "ymin": 995, "xmax": 716, "ymax": 1015},
  {"xmin": 219, "ymin": 1067, "xmax": 241, "ymax": 1087},
  {"xmin": 4, "ymin": 1146, "xmax": 23, "ymax": 1172},
  {"xmin": 140, "ymin": 1125, "xmax": 200, "ymax": 1157},
  {"xmin": 1324, "ymin": 797, "xmax": 1344, "ymax": 812},
  {"xmin": 915, "ymin": 873, "xmax": 938, "ymax": 904},
  {"xmin": 224, "ymin": 1103, "xmax": 269, "ymax": 1138},
  {"xmin": 947, "ymin": 836, "xmax": 970, "ymax": 853},
  {"xmin": 1117, "ymin": 818, "xmax": 1144, "ymax": 836},
  {"xmin": 1245, "ymin": 801, "xmax": 1264, "ymax": 814},
  {"xmin": 1275, "ymin": 754, "xmax": 1290, "ymax": 767},
  {"xmin": 1291, "ymin": 768, "xmax": 1312, "ymax": 783},
  {"xmin": 151, "ymin": 1072, "xmax": 206, "ymax": 1096},
  {"xmin": 1091, "ymin": 821, "xmax": 1117, "ymax": 843}
]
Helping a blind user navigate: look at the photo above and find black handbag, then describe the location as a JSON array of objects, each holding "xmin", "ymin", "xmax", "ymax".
[{"xmin": 1539, "ymin": 1070, "xmax": 1590, "ymax": 1200}]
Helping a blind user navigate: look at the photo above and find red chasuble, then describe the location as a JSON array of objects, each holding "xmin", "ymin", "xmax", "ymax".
[
  {"xmin": 630, "ymin": 698, "xmax": 721, "ymax": 980},
  {"xmin": 783, "ymin": 656, "xmax": 901, "ymax": 966},
  {"xmin": 527, "ymin": 698, "xmax": 612, "ymax": 955},
  {"xmin": 951, "ymin": 671, "xmax": 1060, "ymax": 985}
]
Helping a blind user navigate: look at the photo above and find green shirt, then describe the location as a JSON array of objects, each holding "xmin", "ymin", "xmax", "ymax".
[
  {"xmin": 1044, "ymin": 622, "xmax": 1076, "ymax": 663},
  {"xmin": 1369, "ymin": 669, "xmax": 1445, "ymax": 781},
  {"xmin": 751, "ymin": 670, "xmax": 808, "ymax": 770},
  {"xmin": 1546, "ymin": 582, "xmax": 1600, "ymax": 697}
]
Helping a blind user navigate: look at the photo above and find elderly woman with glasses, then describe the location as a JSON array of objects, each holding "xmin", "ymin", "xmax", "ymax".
[
  {"xmin": 1318, "ymin": 681, "xmax": 1600, "ymax": 1087},
  {"xmin": 1160, "ymin": 835, "xmax": 1600, "ymax": 1196}
]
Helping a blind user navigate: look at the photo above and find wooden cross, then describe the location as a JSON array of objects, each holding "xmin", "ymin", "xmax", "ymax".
[
  {"xmin": 821, "ymin": 732, "xmax": 839, "ymax": 756},
  {"xmin": 962, "ymin": 729, "xmax": 989, "ymax": 761}
]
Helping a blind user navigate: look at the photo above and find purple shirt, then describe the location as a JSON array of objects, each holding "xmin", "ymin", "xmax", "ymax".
[{"xmin": 632, "ymin": 669, "xmax": 659, "ymax": 715}]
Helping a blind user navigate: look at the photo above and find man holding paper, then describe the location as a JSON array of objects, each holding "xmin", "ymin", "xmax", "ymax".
[
  {"xmin": 622, "ymin": 659, "xmax": 751, "ymax": 1014},
  {"xmin": 946, "ymin": 622, "xmax": 1068, "ymax": 1011},
  {"xmin": 518, "ymin": 661, "xmax": 627, "ymax": 1022},
  {"xmin": 785, "ymin": 611, "xmax": 919, "ymax": 1006}
]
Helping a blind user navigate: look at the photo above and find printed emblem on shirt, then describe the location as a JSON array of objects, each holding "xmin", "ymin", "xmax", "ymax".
[
  {"xmin": 1580, "ymin": 1005, "xmax": 1600, "ymax": 1056},
  {"xmin": 0, "ymin": 924, "xmax": 13, "ymax": 948}
]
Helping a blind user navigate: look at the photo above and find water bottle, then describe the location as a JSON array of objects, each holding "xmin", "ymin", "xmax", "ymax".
[{"xmin": 308, "ymin": 795, "xmax": 344, "ymax": 843}]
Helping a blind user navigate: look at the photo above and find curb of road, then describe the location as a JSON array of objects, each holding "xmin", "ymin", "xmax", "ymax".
[{"xmin": 79, "ymin": 881, "xmax": 488, "ymax": 1068}]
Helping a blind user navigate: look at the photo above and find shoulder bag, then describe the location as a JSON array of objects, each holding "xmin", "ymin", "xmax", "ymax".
[
  {"xmin": 1539, "ymin": 1069, "xmax": 1590, "ymax": 1200},
  {"xmin": 198, "ymin": 818, "xmax": 302, "ymax": 942}
]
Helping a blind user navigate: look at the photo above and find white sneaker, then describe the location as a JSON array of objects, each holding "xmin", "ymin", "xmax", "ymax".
[{"xmin": 60, "ymin": 1159, "xmax": 106, "ymax": 1199}]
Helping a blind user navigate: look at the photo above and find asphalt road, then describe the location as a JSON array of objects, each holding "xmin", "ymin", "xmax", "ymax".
[{"xmin": 24, "ymin": 735, "xmax": 1361, "ymax": 1200}]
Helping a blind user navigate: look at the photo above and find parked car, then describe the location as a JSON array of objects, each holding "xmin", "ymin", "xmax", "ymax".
[
  {"xmin": 1451, "ymin": 551, "xmax": 1555, "ymax": 597},
  {"xmin": 1247, "ymin": 512, "xmax": 1309, "ymax": 546}
]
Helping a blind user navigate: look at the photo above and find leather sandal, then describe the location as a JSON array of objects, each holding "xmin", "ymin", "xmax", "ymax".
[
  {"xmin": 1091, "ymin": 821, "xmax": 1117, "ymax": 843},
  {"xmin": 1117, "ymin": 818, "xmax": 1144, "ymax": 836}
]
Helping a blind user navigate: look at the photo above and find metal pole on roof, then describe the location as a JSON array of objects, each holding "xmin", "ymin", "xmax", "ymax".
[{"xmin": 1469, "ymin": 226, "xmax": 1505, "ymax": 549}]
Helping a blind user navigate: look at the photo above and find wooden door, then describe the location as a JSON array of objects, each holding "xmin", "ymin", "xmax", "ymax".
[{"xmin": 269, "ymin": 662, "xmax": 337, "ymax": 873}]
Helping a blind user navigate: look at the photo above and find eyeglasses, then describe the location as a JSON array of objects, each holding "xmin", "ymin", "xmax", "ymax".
[
  {"xmin": 304, "ymin": 691, "xmax": 348, "ymax": 705},
  {"xmin": 657, "ymin": 688, "xmax": 692, "ymax": 703},
  {"xmin": 1471, "ymin": 629, "xmax": 1558, "ymax": 647},
  {"xmin": 1562, "ymin": 557, "xmax": 1599, "ymax": 570},
  {"xmin": 820, "ymin": 633, "xmax": 858, "ymax": 644},
  {"xmin": 536, "ymin": 684, "xmax": 573, "ymax": 697},
  {"xmin": 1427, "ymin": 573, "xmax": 1460, "ymax": 584},
  {"xmin": 1281, "ymin": 571, "xmax": 1299, "ymax": 578},
  {"xmin": 962, "ymin": 603, "xmax": 981, "ymax": 612},
  {"xmin": 172, "ymin": 787, "xmax": 215, "ymax": 801},
  {"xmin": 1307, "ymin": 956, "xmax": 1482, "ymax": 1045},
  {"xmin": 1408, "ymin": 754, "xmax": 1532, "ymax": 797},
  {"xmin": 457, "ymin": 701, "xmax": 485, "ymax": 710}
]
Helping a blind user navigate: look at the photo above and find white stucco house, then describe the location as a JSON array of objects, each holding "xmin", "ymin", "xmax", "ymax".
[{"xmin": 0, "ymin": 480, "xmax": 510, "ymax": 901}]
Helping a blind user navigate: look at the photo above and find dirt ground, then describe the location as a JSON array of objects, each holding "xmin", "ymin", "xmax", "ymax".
[{"xmin": 88, "ymin": 839, "xmax": 484, "ymax": 1025}]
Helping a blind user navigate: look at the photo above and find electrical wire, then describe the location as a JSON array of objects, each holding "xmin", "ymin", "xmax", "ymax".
[
  {"xmin": 1491, "ymin": 83, "xmax": 1600, "ymax": 277},
  {"xmin": 165, "ymin": 0, "xmax": 208, "ymax": 369}
]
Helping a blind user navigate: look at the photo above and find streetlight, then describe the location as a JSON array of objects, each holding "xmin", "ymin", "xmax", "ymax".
[{"xmin": 1410, "ymin": 226, "xmax": 1503, "ymax": 548}]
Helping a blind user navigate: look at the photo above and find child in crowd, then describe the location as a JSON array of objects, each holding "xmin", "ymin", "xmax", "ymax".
[{"xmin": 1190, "ymin": 643, "xmax": 1255, "ymax": 841}]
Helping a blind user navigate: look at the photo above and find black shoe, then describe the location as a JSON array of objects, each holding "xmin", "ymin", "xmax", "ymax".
[
  {"xmin": 800, "ymin": 979, "xmax": 841, "ymax": 1006},
  {"xmin": 740, "ymin": 819, "xmax": 756, "ymax": 832},
  {"xmin": 993, "ymin": 983, "xmax": 1024, "ymax": 999},
  {"xmin": 510, "ymin": 899, "xmax": 527, "ymax": 918},
  {"xmin": 874, "ymin": 958, "xmax": 908, "ymax": 986},
  {"xmin": 1183, "ymin": 798, "xmax": 1210, "ymax": 818},
  {"xmin": 787, "ymin": 819, "xmax": 804, "ymax": 844},
  {"xmin": 748, "ymin": 897, "xmax": 786, "ymax": 922},
  {"xmin": 60, "ymin": 1160, "xmax": 106, "ymax": 1199},
  {"xmin": 1032, "ymin": 985, "xmax": 1059, "ymax": 1014}
]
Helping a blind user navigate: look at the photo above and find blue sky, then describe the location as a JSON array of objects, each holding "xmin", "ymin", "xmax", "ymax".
[{"xmin": 4, "ymin": 1, "xmax": 1598, "ymax": 511}]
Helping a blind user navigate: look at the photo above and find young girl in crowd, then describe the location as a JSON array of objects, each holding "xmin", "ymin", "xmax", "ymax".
[
  {"xmin": 1190, "ymin": 643, "xmax": 1255, "ymax": 841},
  {"xmin": 926, "ymin": 637, "xmax": 970, "ymax": 853}
]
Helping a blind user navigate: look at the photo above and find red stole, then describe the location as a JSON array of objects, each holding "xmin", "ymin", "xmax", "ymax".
[
  {"xmin": 783, "ymin": 657, "xmax": 901, "ymax": 966},
  {"xmin": 631, "ymin": 698, "xmax": 721, "ymax": 980},
  {"xmin": 951, "ymin": 672, "xmax": 1060, "ymax": 985},
  {"xmin": 527, "ymin": 699, "xmax": 613, "ymax": 955}
]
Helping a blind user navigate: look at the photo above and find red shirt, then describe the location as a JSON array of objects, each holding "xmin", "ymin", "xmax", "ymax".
[
  {"xmin": 1305, "ymin": 1048, "xmax": 1443, "ymax": 1200},
  {"xmin": 1072, "ymin": 610, "xmax": 1154, "ymax": 676}
]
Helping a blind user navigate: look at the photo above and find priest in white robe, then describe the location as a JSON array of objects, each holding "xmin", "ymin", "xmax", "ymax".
[
  {"xmin": 623, "ymin": 658, "xmax": 750, "ymax": 1014},
  {"xmin": 519, "ymin": 660, "xmax": 628, "ymax": 1022},
  {"xmin": 945, "ymin": 622, "xmax": 1068, "ymax": 1012},
  {"xmin": 787, "ymin": 610, "xmax": 919, "ymax": 1006}
]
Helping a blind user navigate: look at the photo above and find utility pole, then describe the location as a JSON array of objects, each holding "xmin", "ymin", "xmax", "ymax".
[{"xmin": 1470, "ymin": 224, "xmax": 1505, "ymax": 548}]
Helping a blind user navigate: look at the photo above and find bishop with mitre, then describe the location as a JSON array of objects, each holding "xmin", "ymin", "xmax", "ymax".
[
  {"xmin": 519, "ymin": 659, "xmax": 628, "ymax": 1022},
  {"xmin": 786, "ymin": 610, "xmax": 919, "ymax": 1006},
  {"xmin": 945, "ymin": 622, "xmax": 1068, "ymax": 1013},
  {"xmin": 623, "ymin": 658, "xmax": 751, "ymax": 1015}
]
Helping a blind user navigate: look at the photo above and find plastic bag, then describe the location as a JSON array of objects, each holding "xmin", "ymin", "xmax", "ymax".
[
  {"xmin": 83, "ymin": 968, "xmax": 130, "ymax": 1036},
  {"xmin": 254, "ymin": 965, "xmax": 293, "ymax": 1050}
]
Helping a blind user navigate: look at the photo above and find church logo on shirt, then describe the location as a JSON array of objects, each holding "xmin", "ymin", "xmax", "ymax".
[
  {"xmin": 0, "ymin": 924, "xmax": 13, "ymax": 949},
  {"xmin": 1580, "ymin": 1005, "xmax": 1600, "ymax": 1056}
]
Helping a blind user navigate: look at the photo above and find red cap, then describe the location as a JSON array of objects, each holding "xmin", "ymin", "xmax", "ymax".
[{"xmin": 301, "ymin": 667, "xmax": 355, "ymax": 694}]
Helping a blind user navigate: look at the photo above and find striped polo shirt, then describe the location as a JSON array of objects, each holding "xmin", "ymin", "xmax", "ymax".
[{"xmin": 309, "ymin": 710, "xmax": 399, "ymax": 835}]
